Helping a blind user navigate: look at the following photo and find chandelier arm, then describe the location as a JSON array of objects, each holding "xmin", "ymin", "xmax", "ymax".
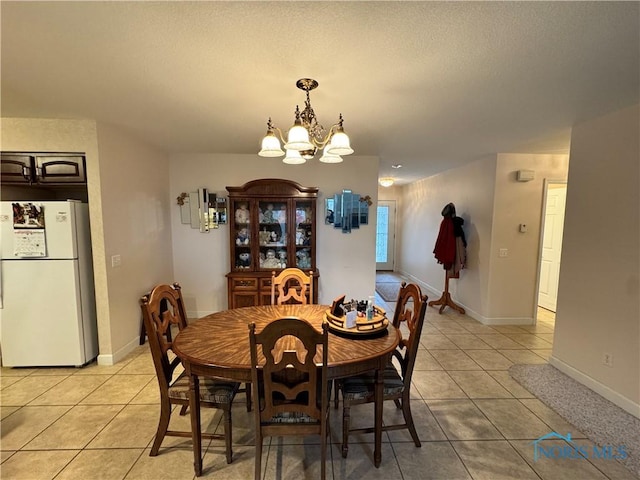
[
  {"xmin": 314, "ymin": 123, "xmax": 340, "ymax": 149},
  {"xmin": 270, "ymin": 125, "xmax": 287, "ymax": 145}
]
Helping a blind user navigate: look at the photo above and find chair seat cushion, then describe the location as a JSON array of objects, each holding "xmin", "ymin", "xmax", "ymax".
[
  {"xmin": 169, "ymin": 373, "xmax": 240, "ymax": 404},
  {"xmin": 269, "ymin": 411, "xmax": 319, "ymax": 423},
  {"xmin": 342, "ymin": 363, "xmax": 404, "ymax": 401}
]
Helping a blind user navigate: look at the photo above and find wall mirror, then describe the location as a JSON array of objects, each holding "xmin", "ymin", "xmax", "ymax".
[
  {"xmin": 325, "ymin": 190, "xmax": 370, "ymax": 233},
  {"xmin": 179, "ymin": 190, "xmax": 227, "ymax": 233}
]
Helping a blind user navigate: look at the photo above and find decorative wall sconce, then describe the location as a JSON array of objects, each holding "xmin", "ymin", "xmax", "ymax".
[
  {"xmin": 325, "ymin": 190, "xmax": 370, "ymax": 233},
  {"xmin": 177, "ymin": 190, "xmax": 227, "ymax": 232}
]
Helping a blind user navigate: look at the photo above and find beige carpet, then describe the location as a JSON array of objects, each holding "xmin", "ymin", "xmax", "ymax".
[
  {"xmin": 510, "ymin": 364, "xmax": 640, "ymax": 478},
  {"xmin": 375, "ymin": 281, "xmax": 401, "ymax": 302}
]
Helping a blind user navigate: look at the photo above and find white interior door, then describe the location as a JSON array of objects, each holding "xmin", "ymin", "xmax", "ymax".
[
  {"xmin": 538, "ymin": 183, "xmax": 567, "ymax": 312},
  {"xmin": 376, "ymin": 201, "xmax": 395, "ymax": 271}
]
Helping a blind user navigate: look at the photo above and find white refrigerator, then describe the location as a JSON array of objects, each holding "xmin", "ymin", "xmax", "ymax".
[{"xmin": 0, "ymin": 200, "xmax": 98, "ymax": 367}]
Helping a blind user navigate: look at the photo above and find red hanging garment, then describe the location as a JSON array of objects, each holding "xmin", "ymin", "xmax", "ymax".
[{"xmin": 433, "ymin": 216, "xmax": 456, "ymax": 268}]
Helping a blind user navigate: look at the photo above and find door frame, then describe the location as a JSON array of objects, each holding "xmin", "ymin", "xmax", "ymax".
[
  {"xmin": 533, "ymin": 179, "xmax": 567, "ymax": 324},
  {"xmin": 376, "ymin": 200, "xmax": 396, "ymax": 271}
]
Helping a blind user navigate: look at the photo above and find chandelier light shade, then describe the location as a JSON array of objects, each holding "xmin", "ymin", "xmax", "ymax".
[
  {"xmin": 259, "ymin": 129, "xmax": 285, "ymax": 157},
  {"xmin": 258, "ymin": 78, "xmax": 354, "ymax": 163},
  {"xmin": 319, "ymin": 147, "xmax": 343, "ymax": 164},
  {"xmin": 282, "ymin": 149, "xmax": 306, "ymax": 165},
  {"xmin": 284, "ymin": 118, "xmax": 313, "ymax": 151},
  {"xmin": 379, "ymin": 177, "xmax": 395, "ymax": 187},
  {"xmin": 325, "ymin": 125, "xmax": 354, "ymax": 156}
]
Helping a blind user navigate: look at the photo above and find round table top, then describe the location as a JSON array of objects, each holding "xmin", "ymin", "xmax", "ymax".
[{"xmin": 173, "ymin": 304, "xmax": 399, "ymax": 377}]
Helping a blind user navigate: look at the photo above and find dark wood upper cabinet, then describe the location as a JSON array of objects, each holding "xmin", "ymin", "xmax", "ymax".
[
  {"xmin": 1, "ymin": 152, "xmax": 87, "ymax": 185},
  {"xmin": 226, "ymin": 178, "xmax": 319, "ymax": 309},
  {"xmin": 0, "ymin": 154, "xmax": 34, "ymax": 184}
]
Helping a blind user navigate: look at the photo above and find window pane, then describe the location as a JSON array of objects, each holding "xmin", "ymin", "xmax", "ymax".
[{"xmin": 376, "ymin": 206, "xmax": 389, "ymax": 263}]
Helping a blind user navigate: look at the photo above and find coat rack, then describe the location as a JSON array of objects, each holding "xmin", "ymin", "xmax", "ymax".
[
  {"xmin": 428, "ymin": 270, "xmax": 465, "ymax": 314},
  {"xmin": 430, "ymin": 202, "xmax": 467, "ymax": 315}
]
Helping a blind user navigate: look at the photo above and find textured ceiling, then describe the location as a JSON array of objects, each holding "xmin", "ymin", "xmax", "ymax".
[{"xmin": 2, "ymin": 1, "xmax": 638, "ymax": 184}]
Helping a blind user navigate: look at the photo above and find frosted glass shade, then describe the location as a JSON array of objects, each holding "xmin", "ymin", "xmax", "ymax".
[
  {"xmin": 258, "ymin": 132, "xmax": 285, "ymax": 157},
  {"xmin": 379, "ymin": 177, "xmax": 395, "ymax": 187},
  {"xmin": 326, "ymin": 131, "xmax": 353, "ymax": 155},
  {"xmin": 282, "ymin": 149, "xmax": 306, "ymax": 165},
  {"xmin": 319, "ymin": 147, "xmax": 343, "ymax": 163},
  {"xmin": 284, "ymin": 124, "xmax": 314, "ymax": 151}
]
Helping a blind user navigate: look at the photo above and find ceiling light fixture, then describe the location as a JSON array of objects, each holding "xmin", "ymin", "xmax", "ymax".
[
  {"xmin": 379, "ymin": 177, "xmax": 395, "ymax": 187},
  {"xmin": 258, "ymin": 78, "xmax": 354, "ymax": 164}
]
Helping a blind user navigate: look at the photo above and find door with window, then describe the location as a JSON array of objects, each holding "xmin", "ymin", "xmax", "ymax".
[{"xmin": 376, "ymin": 200, "xmax": 396, "ymax": 270}]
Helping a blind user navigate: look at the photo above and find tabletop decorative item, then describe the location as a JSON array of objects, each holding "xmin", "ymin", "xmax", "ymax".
[{"xmin": 325, "ymin": 295, "xmax": 388, "ymax": 337}]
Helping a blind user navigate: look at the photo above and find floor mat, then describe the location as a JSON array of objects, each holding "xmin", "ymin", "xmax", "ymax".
[
  {"xmin": 375, "ymin": 281, "xmax": 401, "ymax": 302},
  {"xmin": 375, "ymin": 272, "xmax": 404, "ymax": 283}
]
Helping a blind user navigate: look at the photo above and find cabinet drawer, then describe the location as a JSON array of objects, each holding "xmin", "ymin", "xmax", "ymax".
[
  {"xmin": 232, "ymin": 278, "xmax": 257, "ymax": 290},
  {"xmin": 232, "ymin": 292, "xmax": 259, "ymax": 308},
  {"xmin": 259, "ymin": 277, "xmax": 273, "ymax": 290}
]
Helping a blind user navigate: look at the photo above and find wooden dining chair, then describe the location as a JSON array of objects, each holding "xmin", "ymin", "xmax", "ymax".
[
  {"xmin": 140, "ymin": 283, "xmax": 240, "ymax": 463},
  {"xmin": 271, "ymin": 268, "xmax": 313, "ymax": 305},
  {"xmin": 334, "ymin": 282, "xmax": 428, "ymax": 458},
  {"xmin": 249, "ymin": 317, "xmax": 329, "ymax": 480}
]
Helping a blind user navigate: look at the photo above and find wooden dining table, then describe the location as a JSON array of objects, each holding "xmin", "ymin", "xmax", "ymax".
[{"xmin": 172, "ymin": 303, "xmax": 400, "ymax": 476}]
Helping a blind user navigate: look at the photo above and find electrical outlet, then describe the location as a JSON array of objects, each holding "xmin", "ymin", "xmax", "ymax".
[
  {"xmin": 111, "ymin": 254, "xmax": 122, "ymax": 268},
  {"xmin": 602, "ymin": 352, "xmax": 614, "ymax": 367},
  {"xmin": 499, "ymin": 248, "xmax": 508, "ymax": 257}
]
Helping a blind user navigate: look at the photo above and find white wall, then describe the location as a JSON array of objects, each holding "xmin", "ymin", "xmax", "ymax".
[
  {"xmin": 551, "ymin": 105, "xmax": 640, "ymax": 415},
  {"xmin": 169, "ymin": 154, "xmax": 379, "ymax": 317},
  {"xmin": 397, "ymin": 156, "xmax": 496, "ymax": 318},
  {"xmin": 397, "ymin": 152, "xmax": 569, "ymax": 324},
  {"xmin": 489, "ymin": 154, "xmax": 569, "ymax": 321},
  {"xmin": 95, "ymin": 122, "xmax": 173, "ymax": 363}
]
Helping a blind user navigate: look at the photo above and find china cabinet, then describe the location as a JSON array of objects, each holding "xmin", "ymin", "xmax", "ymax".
[{"xmin": 226, "ymin": 178, "xmax": 318, "ymax": 308}]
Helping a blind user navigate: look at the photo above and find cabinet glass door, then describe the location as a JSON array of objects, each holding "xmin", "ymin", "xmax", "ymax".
[
  {"xmin": 232, "ymin": 199, "xmax": 252, "ymax": 270},
  {"xmin": 294, "ymin": 199, "xmax": 313, "ymax": 270},
  {"xmin": 258, "ymin": 200, "xmax": 288, "ymax": 270}
]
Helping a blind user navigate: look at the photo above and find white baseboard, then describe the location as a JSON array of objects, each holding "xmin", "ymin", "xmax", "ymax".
[
  {"xmin": 549, "ymin": 356, "xmax": 640, "ymax": 419},
  {"xmin": 97, "ymin": 336, "xmax": 141, "ymax": 366},
  {"xmin": 395, "ymin": 270, "xmax": 534, "ymax": 325},
  {"xmin": 479, "ymin": 315, "xmax": 535, "ymax": 325}
]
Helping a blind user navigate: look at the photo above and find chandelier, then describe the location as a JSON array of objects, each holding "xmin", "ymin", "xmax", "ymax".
[{"xmin": 258, "ymin": 78, "xmax": 354, "ymax": 164}]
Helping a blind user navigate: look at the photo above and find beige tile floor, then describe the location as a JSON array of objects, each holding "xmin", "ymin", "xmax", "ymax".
[{"xmin": 1, "ymin": 275, "xmax": 637, "ymax": 480}]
